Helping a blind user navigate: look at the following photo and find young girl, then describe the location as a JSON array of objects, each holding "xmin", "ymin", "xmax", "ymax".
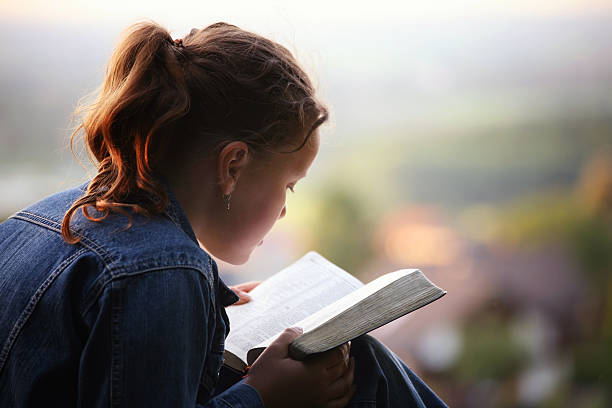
[{"xmin": 0, "ymin": 21, "xmax": 447, "ymax": 407}]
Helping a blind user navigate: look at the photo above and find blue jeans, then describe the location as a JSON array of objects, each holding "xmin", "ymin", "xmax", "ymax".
[{"xmin": 215, "ymin": 335, "xmax": 448, "ymax": 407}]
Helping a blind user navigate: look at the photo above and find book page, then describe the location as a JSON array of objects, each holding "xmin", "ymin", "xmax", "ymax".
[
  {"xmin": 253, "ymin": 269, "xmax": 418, "ymax": 349},
  {"xmin": 224, "ymin": 251, "xmax": 363, "ymax": 364}
]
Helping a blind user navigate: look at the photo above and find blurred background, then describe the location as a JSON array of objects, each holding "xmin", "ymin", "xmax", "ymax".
[{"xmin": 1, "ymin": 1, "xmax": 611, "ymax": 406}]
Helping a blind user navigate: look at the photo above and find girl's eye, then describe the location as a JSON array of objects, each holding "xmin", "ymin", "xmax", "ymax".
[{"xmin": 287, "ymin": 185, "xmax": 295, "ymax": 193}]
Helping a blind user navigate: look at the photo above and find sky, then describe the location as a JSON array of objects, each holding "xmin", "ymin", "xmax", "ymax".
[{"xmin": 2, "ymin": 0, "xmax": 612, "ymax": 31}]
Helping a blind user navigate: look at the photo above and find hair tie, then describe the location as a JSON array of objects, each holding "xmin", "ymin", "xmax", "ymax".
[{"xmin": 173, "ymin": 38, "xmax": 184, "ymax": 48}]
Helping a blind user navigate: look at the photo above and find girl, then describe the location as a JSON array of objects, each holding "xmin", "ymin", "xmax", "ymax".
[{"xmin": 0, "ymin": 21, "xmax": 447, "ymax": 407}]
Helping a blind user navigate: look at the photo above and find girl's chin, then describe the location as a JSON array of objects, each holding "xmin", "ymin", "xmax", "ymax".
[{"xmin": 217, "ymin": 239, "xmax": 265, "ymax": 265}]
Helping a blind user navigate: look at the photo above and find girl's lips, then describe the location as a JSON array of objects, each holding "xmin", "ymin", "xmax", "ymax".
[{"xmin": 257, "ymin": 240, "xmax": 263, "ymax": 246}]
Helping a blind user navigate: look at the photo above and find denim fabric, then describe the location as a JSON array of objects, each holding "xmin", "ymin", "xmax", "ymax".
[
  {"xmin": 214, "ymin": 335, "xmax": 448, "ymax": 408},
  {"xmin": 347, "ymin": 335, "xmax": 448, "ymax": 408},
  {"xmin": 0, "ymin": 182, "xmax": 263, "ymax": 407}
]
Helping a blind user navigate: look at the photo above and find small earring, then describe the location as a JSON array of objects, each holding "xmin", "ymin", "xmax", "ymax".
[{"xmin": 224, "ymin": 194, "xmax": 231, "ymax": 212}]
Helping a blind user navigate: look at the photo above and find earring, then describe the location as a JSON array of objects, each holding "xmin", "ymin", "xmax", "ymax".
[{"xmin": 223, "ymin": 194, "xmax": 231, "ymax": 212}]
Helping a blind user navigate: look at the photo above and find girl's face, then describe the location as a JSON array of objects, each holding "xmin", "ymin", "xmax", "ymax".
[{"xmin": 193, "ymin": 132, "xmax": 320, "ymax": 265}]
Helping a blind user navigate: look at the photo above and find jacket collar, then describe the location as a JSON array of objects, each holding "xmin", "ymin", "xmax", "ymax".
[
  {"xmin": 162, "ymin": 181, "xmax": 199, "ymax": 245},
  {"xmin": 162, "ymin": 180, "xmax": 240, "ymax": 307}
]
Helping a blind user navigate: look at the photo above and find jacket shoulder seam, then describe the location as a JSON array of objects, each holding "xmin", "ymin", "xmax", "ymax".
[
  {"xmin": 80, "ymin": 265, "xmax": 213, "ymax": 317},
  {"xmin": 12, "ymin": 211, "xmax": 116, "ymax": 272}
]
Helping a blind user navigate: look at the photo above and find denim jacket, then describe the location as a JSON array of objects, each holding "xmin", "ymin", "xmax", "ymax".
[{"xmin": 0, "ymin": 182, "xmax": 263, "ymax": 407}]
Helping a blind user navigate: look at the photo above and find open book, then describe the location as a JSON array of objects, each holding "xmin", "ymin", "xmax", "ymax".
[{"xmin": 223, "ymin": 251, "xmax": 446, "ymax": 372}]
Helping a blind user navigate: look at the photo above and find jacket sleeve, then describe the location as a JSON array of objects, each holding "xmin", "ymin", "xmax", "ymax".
[{"xmin": 79, "ymin": 267, "xmax": 263, "ymax": 407}]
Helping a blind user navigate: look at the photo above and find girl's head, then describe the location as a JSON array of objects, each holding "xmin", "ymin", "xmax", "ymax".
[{"xmin": 62, "ymin": 21, "xmax": 328, "ymax": 264}]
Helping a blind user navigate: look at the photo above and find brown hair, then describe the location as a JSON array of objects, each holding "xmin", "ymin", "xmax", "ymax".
[{"xmin": 62, "ymin": 21, "xmax": 329, "ymax": 243}]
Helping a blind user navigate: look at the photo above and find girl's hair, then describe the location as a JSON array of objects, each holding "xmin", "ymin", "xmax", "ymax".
[{"xmin": 62, "ymin": 21, "xmax": 329, "ymax": 243}]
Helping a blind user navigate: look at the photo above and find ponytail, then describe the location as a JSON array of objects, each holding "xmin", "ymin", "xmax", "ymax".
[
  {"xmin": 62, "ymin": 22, "xmax": 188, "ymax": 243},
  {"xmin": 62, "ymin": 20, "xmax": 328, "ymax": 243}
]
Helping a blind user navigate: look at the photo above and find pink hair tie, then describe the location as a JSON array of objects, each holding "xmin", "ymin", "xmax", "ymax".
[{"xmin": 173, "ymin": 38, "xmax": 184, "ymax": 48}]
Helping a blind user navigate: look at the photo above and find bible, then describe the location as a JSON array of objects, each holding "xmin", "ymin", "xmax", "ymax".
[{"xmin": 222, "ymin": 251, "xmax": 446, "ymax": 372}]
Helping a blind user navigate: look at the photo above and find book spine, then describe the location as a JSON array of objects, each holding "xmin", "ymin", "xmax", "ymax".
[{"xmin": 288, "ymin": 341, "xmax": 310, "ymax": 360}]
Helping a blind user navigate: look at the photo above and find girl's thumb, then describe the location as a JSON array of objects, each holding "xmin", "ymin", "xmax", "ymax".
[{"xmin": 271, "ymin": 327, "xmax": 303, "ymax": 348}]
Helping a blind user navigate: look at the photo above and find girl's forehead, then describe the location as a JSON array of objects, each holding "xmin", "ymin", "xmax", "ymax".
[
  {"xmin": 291, "ymin": 134, "xmax": 319, "ymax": 173},
  {"xmin": 266, "ymin": 135, "xmax": 318, "ymax": 174}
]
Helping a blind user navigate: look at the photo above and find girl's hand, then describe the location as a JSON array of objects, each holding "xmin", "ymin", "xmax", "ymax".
[
  {"xmin": 228, "ymin": 281, "xmax": 261, "ymax": 305},
  {"xmin": 245, "ymin": 328, "xmax": 356, "ymax": 408}
]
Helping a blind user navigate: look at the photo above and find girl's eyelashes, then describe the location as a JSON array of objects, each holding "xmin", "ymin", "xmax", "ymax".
[{"xmin": 287, "ymin": 185, "xmax": 295, "ymax": 193}]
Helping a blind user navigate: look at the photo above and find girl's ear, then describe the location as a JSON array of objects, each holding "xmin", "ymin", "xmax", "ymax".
[{"xmin": 217, "ymin": 141, "xmax": 250, "ymax": 195}]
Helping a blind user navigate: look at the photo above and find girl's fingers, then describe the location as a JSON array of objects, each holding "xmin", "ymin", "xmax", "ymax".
[
  {"xmin": 326, "ymin": 357, "xmax": 355, "ymax": 401},
  {"xmin": 228, "ymin": 281, "xmax": 262, "ymax": 305},
  {"xmin": 327, "ymin": 385, "xmax": 357, "ymax": 408},
  {"xmin": 229, "ymin": 281, "xmax": 261, "ymax": 305},
  {"xmin": 326, "ymin": 342, "xmax": 350, "ymax": 368},
  {"xmin": 229, "ymin": 289, "xmax": 252, "ymax": 305},
  {"xmin": 314, "ymin": 345, "xmax": 346, "ymax": 369},
  {"xmin": 326, "ymin": 345, "xmax": 350, "ymax": 381},
  {"xmin": 326, "ymin": 358, "xmax": 348, "ymax": 382},
  {"xmin": 232, "ymin": 281, "xmax": 261, "ymax": 292}
]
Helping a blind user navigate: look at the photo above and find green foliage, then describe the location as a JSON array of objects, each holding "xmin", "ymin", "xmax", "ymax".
[
  {"xmin": 382, "ymin": 117, "xmax": 612, "ymax": 210},
  {"xmin": 307, "ymin": 187, "xmax": 373, "ymax": 275},
  {"xmin": 454, "ymin": 314, "xmax": 527, "ymax": 382},
  {"xmin": 492, "ymin": 193, "xmax": 611, "ymax": 288},
  {"xmin": 493, "ymin": 193, "xmax": 585, "ymax": 247},
  {"xmin": 569, "ymin": 217, "xmax": 612, "ymax": 287},
  {"xmin": 572, "ymin": 339, "xmax": 612, "ymax": 388}
]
